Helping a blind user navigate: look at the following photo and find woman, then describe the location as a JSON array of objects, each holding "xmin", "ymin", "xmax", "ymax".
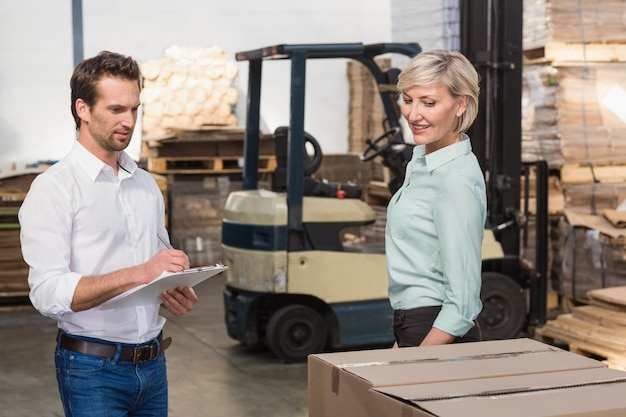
[{"xmin": 387, "ymin": 49, "xmax": 486, "ymax": 347}]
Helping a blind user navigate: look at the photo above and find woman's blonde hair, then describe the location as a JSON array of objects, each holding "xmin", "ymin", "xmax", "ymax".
[{"xmin": 397, "ymin": 49, "xmax": 480, "ymax": 134}]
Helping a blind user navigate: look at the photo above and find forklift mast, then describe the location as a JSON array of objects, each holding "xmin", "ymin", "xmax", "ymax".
[
  {"xmin": 236, "ymin": 43, "xmax": 421, "ymax": 252},
  {"xmin": 460, "ymin": 0, "xmax": 548, "ymax": 327}
]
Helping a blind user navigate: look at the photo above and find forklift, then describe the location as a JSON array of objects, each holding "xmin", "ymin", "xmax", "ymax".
[{"xmin": 221, "ymin": 1, "xmax": 548, "ymax": 364}]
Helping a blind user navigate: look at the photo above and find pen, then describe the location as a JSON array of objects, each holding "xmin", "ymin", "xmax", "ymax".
[{"xmin": 157, "ymin": 233, "xmax": 174, "ymax": 249}]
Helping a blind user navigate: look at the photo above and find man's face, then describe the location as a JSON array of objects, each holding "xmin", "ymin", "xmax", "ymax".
[{"xmin": 84, "ymin": 76, "xmax": 141, "ymax": 152}]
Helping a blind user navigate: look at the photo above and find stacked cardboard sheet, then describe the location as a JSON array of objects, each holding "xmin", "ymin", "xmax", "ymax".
[
  {"xmin": 538, "ymin": 286, "xmax": 626, "ymax": 370},
  {"xmin": 557, "ymin": 210, "xmax": 626, "ymax": 303}
]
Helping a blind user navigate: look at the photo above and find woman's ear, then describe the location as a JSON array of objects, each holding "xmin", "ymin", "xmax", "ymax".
[{"xmin": 456, "ymin": 95, "xmax": 469, "ymax": 118}]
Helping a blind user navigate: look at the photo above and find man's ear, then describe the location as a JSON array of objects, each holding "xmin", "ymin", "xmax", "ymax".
[{"xmin": 75, "ymin": 99, "xmax": 90, "ymax": 123}]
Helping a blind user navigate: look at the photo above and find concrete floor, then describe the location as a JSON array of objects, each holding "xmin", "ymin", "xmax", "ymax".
[{"xmin": 0, "ymin": 275, "xmax": 308, "ymax": 417}]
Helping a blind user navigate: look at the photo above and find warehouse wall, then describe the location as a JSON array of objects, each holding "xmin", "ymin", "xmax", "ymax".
[{"xmin": 0, "ymin": 0, "xmax": 392, "ymax": 172}]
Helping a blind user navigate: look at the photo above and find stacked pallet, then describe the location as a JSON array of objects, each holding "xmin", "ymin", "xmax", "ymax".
[
  {"xmin": 0, "ymin": 168, "xmax": 45, "ymax": 300},
  {"xmin": 537, "ymin": 286, "xmax": 626, "ymax": 370},
  {"xmin": 142, "ymin": 127, "xmax": 276, "ymax": 176},
  {"xmin": 141, "ymin": 127, "xmax": 275, "ymax": 266}
]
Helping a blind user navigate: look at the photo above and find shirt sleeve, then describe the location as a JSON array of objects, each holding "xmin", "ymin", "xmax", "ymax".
[
  {"xmin": 19, "ymin": 175, "xmax": 82, "ymax": 318},
  {"xmin": 431, "ymin": 174, "xmax": 485, "ymax": 336}
]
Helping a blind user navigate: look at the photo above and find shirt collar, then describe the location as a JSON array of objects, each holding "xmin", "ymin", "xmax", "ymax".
[
  {"xmin": 70, "ymin": 141, "xmax": 138, "ymax": 181},
  {"xmin": 415, "ymin": 133, "xmax": 473, "ymax": 172}
]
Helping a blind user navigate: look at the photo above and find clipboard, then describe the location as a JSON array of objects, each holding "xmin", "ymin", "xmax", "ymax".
[{"xmin": 101, "ymin": 264, "xmax": 227, "ymax": 309}]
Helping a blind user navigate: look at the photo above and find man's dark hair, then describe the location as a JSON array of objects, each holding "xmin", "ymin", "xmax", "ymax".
[{"xmin": 70, "ymin": 51, "xmax": 141, "ymax": 129}]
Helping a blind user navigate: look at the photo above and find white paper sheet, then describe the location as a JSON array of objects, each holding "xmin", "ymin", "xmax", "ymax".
[{"xmin": 101, "ymin": 265, "xmax": 228, "ymax": 309}]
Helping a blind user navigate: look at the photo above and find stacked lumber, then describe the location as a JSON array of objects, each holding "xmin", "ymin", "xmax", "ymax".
[
  {"xmin": 536, "ymin": 286, "xmax": 626, "ymax": 370},
  {"xmin": 140, "ymin": 45, "xmax": 238, "ymax": 133}
]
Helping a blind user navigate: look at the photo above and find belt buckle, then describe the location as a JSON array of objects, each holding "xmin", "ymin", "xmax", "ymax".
[{"xmin": 133, "ymin": 344, "xmax": 156, "ymax": 364}]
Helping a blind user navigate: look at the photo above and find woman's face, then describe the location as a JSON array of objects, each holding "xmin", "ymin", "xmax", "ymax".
[{"xmin": 400, "ymin": 81, "xmax": 468, "ymax": 154}]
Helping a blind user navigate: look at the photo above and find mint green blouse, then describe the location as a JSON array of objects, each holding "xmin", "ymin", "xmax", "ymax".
[{"xmin": 386, "ymin": 134, "xmax": 486, "ymax": 337}]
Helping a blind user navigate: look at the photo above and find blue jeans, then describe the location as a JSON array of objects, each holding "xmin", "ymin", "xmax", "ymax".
[{"xmin": 55, "ymin": 336, "xmax": 168, "ymax": 417}]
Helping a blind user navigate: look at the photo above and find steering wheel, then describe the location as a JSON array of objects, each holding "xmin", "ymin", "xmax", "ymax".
[{"xmin": 360, "ymin": 127, "xmax": 403, "ymax": 162}]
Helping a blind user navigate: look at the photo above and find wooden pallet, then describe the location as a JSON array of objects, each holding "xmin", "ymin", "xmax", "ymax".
[
  {"xmin": 147, "ymin": 155, "xmax": 276, "ymax": 174},
  {"xmin": 142, "ymin": 127, "xmax": 275, "ymax": 158}
]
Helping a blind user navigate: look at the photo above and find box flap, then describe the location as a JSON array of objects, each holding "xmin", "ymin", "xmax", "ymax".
[
  {"xmin": 372, "ymin": 381, "xmax": 626, "ymax": 417},
  {"xmin": 375, "ymin": 367, "xmax": 626, "ymax": 402},
  {"xmin": 312, "ymin": 337, "xmax": 547, "ymax": 367},
  {"xmin": 324, "ymin": 338, "xmax": 604, "ymax": 389}
]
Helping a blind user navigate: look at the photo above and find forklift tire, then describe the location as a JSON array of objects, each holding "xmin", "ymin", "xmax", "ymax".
[
  {"xmin": 478, "ymin": 272, "xmax": 526, "ymax": 340},
  {"xmin": 273, "ymin": 126, "xmax": 323, "ymax": 176},
  {"xmin": 303, "ymin": 133, "xmax": 323, "ymax": 176},
  {"xmin": 266, "ymin": 304, "xmax": 327, "ymax": 363}
]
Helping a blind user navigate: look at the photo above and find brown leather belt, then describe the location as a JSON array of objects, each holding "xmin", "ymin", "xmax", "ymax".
[{"xmin": 58, "ymin": 332, "xmax": 172, "ymax": 364}]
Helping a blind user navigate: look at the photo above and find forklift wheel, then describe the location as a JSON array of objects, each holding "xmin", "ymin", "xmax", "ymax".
[
  {"xmin": 478, "ymin": 272, "xmax": 526, "ymax": 340},
  {"xmin": 266, "ymin": 304, "xmax": 327, "ymax": 363}
]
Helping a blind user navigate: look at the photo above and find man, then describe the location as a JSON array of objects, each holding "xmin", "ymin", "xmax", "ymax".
[{"xmin": 19, "ymin": 50, "xmax": 198, "ymax": 417}]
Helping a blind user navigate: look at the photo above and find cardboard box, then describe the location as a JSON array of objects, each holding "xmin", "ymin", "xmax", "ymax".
[{"xmin": 308, "ymin": 338, "xmax": 626, "ymax": 417}]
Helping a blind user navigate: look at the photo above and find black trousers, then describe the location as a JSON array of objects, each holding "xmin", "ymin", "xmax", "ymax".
[{"xmin": 393, "ymin": 305, "xmax": 482, "ymax": 347}]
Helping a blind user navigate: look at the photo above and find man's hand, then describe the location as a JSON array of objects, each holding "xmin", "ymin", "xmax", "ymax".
[
  {"xmin": 142, "ymin": 249, "xmax": 191, "ymax": 283},
  {"xmin": 160, "ymin": 286, "xmax": 198, "ymax": 315}
]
